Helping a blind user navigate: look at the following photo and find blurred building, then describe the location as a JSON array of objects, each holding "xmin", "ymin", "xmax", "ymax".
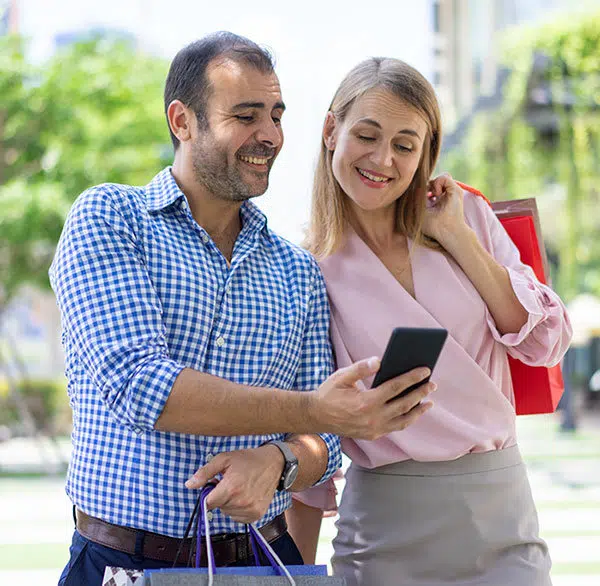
[
  {"xmin": 431, "ymin": 0, "xmax": 575, "ymax": 132},
  {"xmin": 1, "ymin": 287, "xmax": 64, "ymax": 380},
  {"xmin": 0, "ymin": 0, "xmax": 18, "ymax": 34}
]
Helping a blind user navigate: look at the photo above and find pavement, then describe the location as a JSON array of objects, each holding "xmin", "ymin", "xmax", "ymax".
[{"xmin": 1, "ymin": 409, "xmax": 600, "ymax": 585}]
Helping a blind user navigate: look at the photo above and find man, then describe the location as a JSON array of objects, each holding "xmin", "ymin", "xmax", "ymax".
[{"xmin": 51, "ymin": 32, "xmax": 434, "ymax": 584}]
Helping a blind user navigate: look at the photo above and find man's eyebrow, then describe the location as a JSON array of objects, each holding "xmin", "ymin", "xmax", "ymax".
[
  {"xmin": 356, "ymin": 118, "xmax": 420, "ymax": 139},
  {"xmin": 231, "ymin": 101, "xmax": 286, "ymax": 112}
]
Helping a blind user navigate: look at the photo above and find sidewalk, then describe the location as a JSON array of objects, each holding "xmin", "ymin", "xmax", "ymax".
[{"xmin": 1, "ymin": 410, "xmax": 600, "ymax": 585}]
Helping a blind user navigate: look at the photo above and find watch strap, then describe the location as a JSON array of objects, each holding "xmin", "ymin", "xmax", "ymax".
[{"xmin": 266, "ymin": 440, "xmax": 298, "ymax": 491}]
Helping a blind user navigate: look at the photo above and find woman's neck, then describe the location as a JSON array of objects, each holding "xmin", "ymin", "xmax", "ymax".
[{"xmin": 348, "ymin": 201, "xmax": 402, "ymax": 252}]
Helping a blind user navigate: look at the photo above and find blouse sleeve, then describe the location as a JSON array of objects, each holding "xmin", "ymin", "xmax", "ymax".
[
  {"xmin": 472, "ymin": 196, "xmax": 572, "ymax": 367},
  {"xmin": 292, "ymin": 470, "xmax": 342, "ymax": 516}
]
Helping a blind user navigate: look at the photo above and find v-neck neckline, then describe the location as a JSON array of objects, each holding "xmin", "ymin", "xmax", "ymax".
[{"xmin": 347, "ymin": 227, "xmax": 419, "ymax": 303}]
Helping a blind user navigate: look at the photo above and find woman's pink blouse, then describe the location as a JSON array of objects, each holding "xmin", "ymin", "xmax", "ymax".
[{"xmin": 295, "ymin": 192, "xmax": 572, "ymax": 511}]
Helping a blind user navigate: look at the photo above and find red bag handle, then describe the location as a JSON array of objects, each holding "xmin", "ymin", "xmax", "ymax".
[{"xmin": 454, "ymin": 180, "xmax": 492, "ymax": 207}]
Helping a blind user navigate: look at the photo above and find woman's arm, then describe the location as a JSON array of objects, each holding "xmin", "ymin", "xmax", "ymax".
[
  {"xmin": 287, "ymin": 476, "xmax": 340, "ymax": 564},
  {"xmin": 424, "ymin": 174, "xmax": 528, "ymax": 335},
  {"xmin": 286, "ymin": 499, "xmax": 324, "ymax": 564},
  {"xmin": 424, "ymin": 174, "xmax": 571, "ymax": 366},
  {"xmin": 440, "ymin": 226, "xmax": 529, "ymax": 335}
]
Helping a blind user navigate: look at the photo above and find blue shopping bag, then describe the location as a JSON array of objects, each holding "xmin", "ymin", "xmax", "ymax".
[{"xmin": 143, "ymin": 484, "xmax": 345, "ymax": 585}]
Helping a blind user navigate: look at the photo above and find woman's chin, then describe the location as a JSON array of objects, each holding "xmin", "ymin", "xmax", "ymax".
[{"xmin": 347, "ymin": 195, "xmax": 394, "ymax": 214}]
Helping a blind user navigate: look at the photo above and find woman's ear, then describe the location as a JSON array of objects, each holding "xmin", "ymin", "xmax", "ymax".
[{"xmin": 323, "ymin": 112, "xmax": 337, "ymax": 151}]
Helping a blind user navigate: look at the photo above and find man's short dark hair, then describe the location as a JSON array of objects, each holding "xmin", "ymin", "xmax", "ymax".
[{"xmin": 164, "ymin": 31, "xmax": 275, "ymax": 150}]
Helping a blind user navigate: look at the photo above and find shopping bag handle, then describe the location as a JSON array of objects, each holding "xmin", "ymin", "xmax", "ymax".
[
  {"xmin": 198, "ymin": 483, "xmax": 296, "ymax": 586},
  {"xmin": 454, "ymin": 180, "xmax": 492, "ymax": 207}
]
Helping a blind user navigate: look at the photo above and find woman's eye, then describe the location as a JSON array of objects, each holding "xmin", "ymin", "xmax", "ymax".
[
  {"xmin": 395, "ymin": 144, "xmax": 413, "ymax": 152},
  {"xmin": 358, "ymin": 135, "xmax": 375, "ymax": 142}
]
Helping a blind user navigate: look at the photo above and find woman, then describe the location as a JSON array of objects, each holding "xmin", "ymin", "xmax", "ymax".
[{"xmin": 287, "ymin": 57, "xmax": 571, "ymax": 585}]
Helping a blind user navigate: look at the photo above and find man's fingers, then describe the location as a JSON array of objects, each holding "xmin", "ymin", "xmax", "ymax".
[
  {"xmin": 387, "ymin": 400, "xmax": 433, "ymax": 433},
  {"xmin": 373, "ymin": 367, "xmax": 432, "ymax": 402},
  {"xmin": 332, "ymin": 356, "xmax": 380, "ymax": 386},
  {"xmin": 203, "ymin": 479, "xmax": 265, "ymax": 521},
  {"xmin": 382, "ymin": 383, "xmax": 435, "ymax": 425},
  {"xmin": 389, "ymin": 380, "xmax": 437, "ymax": 414},
  {"xmin": 204, "ymin": 480, "xmax": 233, "ymax": 511},
  {"xmin": 221, "ymin": 508, "xmax": 260, "ymax": 524},
  {"xmin": 185, "ymin": 455, "xmax": 227, "ymax": 489}
]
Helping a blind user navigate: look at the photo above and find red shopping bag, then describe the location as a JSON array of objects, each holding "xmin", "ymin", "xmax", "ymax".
[{"xmin": 456, "ymin": 182, "xmax": 564, "ymax": 415}]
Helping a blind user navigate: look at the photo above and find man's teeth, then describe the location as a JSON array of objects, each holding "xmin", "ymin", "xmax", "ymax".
[
  {"xmin": 357, "ymin": 168, "xmax": 389, "ymax": 182},
  {"xmin": 240, "ymin": 155, "xmax": 269, "ymax": 165}
]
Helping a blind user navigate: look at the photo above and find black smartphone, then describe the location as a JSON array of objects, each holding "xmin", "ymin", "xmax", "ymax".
[{"xmin": 371, "ymin": 327, "xmax": 448, "ymax": 398}]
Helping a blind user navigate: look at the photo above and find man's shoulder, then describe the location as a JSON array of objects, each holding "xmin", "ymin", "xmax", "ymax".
[
  {"xmin": 66, "ymin": 182, "xmax": 152, "ymax": 236},
  {"xmin": 265, "ymin": 230, "xmax": 320, "ymax": 273},
  {"xmin": 73, "ymin": 182, "xmax": 146, "ymax": 214}
]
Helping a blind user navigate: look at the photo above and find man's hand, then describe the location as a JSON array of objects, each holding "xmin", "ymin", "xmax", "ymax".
[
  {"xmin": 185, "ymin": 444, "xmax": 284, "ymax": 523},
  {"xmin": 312, "ymin": 357, "xmax": 436, "ymax": 440}
]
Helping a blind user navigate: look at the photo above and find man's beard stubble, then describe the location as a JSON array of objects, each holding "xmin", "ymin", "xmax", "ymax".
[{"xmin": 191, "ymin": 138, "xmax": 275, "ymax": 203}]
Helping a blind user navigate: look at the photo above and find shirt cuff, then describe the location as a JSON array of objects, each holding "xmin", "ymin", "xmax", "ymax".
[
  {"xmin": 105, "ymin": 357, "xmax": 185, "ymax": 433},
  {"xmin": 312, "ymin": 432, "xmax": 342, "ymax": 486},
  {"xmin": 293, "ymin": 469, "xmax": 344, "ymax": 515},
  {"xmin": 485, "ymin": 266, "xmax": 548, "ymax": 347}
]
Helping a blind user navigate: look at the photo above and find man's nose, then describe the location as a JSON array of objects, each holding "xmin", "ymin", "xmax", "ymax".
[{"xmin": 255, "ymin": 118, "xmax": 283, "ymax": 148}]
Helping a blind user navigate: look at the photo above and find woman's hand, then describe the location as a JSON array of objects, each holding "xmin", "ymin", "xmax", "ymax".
[{"xmin": 422, "ymin": 173, "xmax": 470, "ymax": 247}]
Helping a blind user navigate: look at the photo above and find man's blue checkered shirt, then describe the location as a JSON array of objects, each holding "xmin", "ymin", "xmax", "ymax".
[{"xmin": 49, "ymin": 168, "xmax": 341, "ymax": 537}]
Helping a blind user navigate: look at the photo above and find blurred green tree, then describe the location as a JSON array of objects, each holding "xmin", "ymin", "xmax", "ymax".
[
  {"xmin": 0, "ymin": 34, "xmax": 171, "ymax": 306},
  {"xmin": 441, "ymin": 11, "xmax": 600, "ymax": 302}
]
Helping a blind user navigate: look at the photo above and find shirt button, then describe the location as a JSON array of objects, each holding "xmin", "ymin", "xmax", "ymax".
[
  {"xmin": 201, "ymin": 234, "xmax": 209, "ymax": 244},
  {"xmin": 206, "ymin": 511, "xmax": 214, "ymax": 522},
  {"xmin": 216, "ymin": 336, "xmax": 225, "ymax": 348},
  {"xmin": 225, "ymin": 283, "xmax": 231, "ymax": 293},
  {"xmin": 206, "ymin": 453, "xmax": 214, "ymax": 462}
]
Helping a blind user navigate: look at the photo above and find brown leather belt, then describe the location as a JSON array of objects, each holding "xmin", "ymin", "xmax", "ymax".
[{"xmin": 75, "ymin": 508, "xmax": 287, "ymax": 565}]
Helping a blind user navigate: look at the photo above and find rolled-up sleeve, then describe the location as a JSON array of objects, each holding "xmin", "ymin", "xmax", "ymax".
[
  {"xmin": 49, "ymin": 186, "xmax": 184, "ymax": 433},
  {"xmin": 480, "ymin": 200, "xmax": 572, "ymax": 367},
  {"xmin": 291, "ymin": 259, "xmax": 342, "ymax": 485},
  {"xmin": 292, "ymin": 473, "xmax": 340, "ymax": 514}
]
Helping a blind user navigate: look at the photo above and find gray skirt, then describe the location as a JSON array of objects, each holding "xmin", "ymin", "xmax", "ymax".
[{"xmin": 332, "ymin": 446, "xmax": 551, "ymax": 586}]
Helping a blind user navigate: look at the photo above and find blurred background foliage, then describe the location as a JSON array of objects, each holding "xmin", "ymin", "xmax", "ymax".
[
  {"xmin": 1, "ymin": 35, "xmax": 170, "ymax": 434},
  {"xmin": 441, "ymin": 10, "xmax": 600, "ymax": 302},
  {"xmin": 0, "ymin": 378, "xmax": 71, "ymax": 436},
  {"xmin": 0, "ymin": 34, "xmax": 170, "ymax": 306},
  {"xmin": 1, "ymin": 10, "xmax": 600, "ymax": 431},
  {"xmin": 2, "ymin": 13, "xmax": 599, "ymax": 310}
]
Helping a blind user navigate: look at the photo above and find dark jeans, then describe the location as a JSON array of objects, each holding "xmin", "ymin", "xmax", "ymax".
[{"xmin": 58, "ymin": 529, "xmax": 303, "ymax": 586}]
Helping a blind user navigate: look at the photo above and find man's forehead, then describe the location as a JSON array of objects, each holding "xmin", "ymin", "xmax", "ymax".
[{"xmin": 206, "ymin": 58, "xmax": 282, "ymax": 106}]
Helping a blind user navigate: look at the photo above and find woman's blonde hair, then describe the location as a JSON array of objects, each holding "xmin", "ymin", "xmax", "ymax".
[{"xmin": 305, "ymin": 57, "xmax": 442, "ymax": 259}]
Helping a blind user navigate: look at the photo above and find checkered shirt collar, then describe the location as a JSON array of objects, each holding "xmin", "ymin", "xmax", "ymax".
[{"xmin": 145, "ymin": 167, "xmax": 270, "ymax": 239}]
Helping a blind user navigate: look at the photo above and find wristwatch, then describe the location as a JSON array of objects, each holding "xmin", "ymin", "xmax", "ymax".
[{"xmin": 266, "ymin": 440, "xmax": 299, "ymax": 491}]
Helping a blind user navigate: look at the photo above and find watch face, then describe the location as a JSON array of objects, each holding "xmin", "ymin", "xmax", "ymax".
[{"xmin": 283, "ymin": 462, "xmax": 299, "ymax": 491}]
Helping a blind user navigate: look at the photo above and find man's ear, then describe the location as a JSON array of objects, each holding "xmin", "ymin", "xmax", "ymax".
[
  {"xmin": 167, "ymin": 100, "xmax": 195, "ymax": 144},
  {"xmin": 323, "ymin": 112, "xmax": 337, "ymax": 151}
]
